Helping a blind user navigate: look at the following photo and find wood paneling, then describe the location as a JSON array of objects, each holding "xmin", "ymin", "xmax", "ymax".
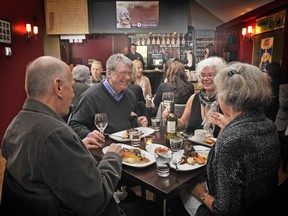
[{"xmin": 45, "ymin": 0, "xmax": 89, "ymax": 35}]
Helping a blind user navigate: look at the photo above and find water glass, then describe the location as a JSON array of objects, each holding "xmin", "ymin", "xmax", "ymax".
[
  {"xmin": 130, "ymin": 130, "xmax": 141, "ymax": 147},
  {"xmin": 155, "ymin": 152, "xmax": 173, "ymax": 177},
  {"xmin": 151, "ymin": 117, "xmax": 161, "ymax": 131},
  {"xmin": 170, "ymin": 137, "xmax": 183, "ymax": 152}
]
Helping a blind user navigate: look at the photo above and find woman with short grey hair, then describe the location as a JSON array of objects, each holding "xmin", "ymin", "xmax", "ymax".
[
  {"xmin": 71, "ymin": 65, "xmax": 90, "ymax": 107},
  {"xmin": 214, "ymin": 62, "xmax": 272, "ymax": 111},
  {"xmin": 182, "ymin": 62, "xmax": 280, "ymax": 216}
]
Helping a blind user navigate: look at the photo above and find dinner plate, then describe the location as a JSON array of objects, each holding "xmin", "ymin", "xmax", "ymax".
[
  {"xmin": 145, "ymin": 143, "xmax": 172, "ymax": 155},
  {"xmin": 188, "ymin": 136, "xmax": 216, "ymax": 148},
  {"xmin": 109, "ymin": 127, "xmax": 155, "ymax": 142},
  {"xmin": 169, "ymin": 145, "xmax": 210, "ymax": 171},
  {"xmin": 102, "ymin": 144, "xmax": 155, "ymax": 168}
]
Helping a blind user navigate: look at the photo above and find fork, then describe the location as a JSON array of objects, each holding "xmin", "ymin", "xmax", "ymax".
[{"xmin": 172, "ymin": 158, "xmax": 179, "ymax": 171}]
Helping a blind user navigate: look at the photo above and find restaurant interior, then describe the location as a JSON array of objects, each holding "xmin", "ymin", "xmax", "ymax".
[{"xmin": 1, "ymin": 0, "xmax": 288, "ymax": 213}]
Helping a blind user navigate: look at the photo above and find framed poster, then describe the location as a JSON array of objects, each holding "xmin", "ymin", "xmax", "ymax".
[
  {"xmin": 0, "ymin": 19, "xmax": 11, "ymax": 44},
  {"xmin": 259, "ymin": 37, "xmax": 274, "ymax": 71}
]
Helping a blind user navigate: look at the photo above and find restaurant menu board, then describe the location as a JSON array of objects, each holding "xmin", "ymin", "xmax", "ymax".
[
  {"xmin": 116, "ymin": 1, "xmax": 159, "ymax": 29},
  {"xmin": 0, "ymin": 19, "xmax": 11, "ymax": 44}
]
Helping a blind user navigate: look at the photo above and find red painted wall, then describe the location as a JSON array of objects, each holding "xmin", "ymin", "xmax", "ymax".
[
  {"xmin": 0, "ymin": 0, "xmax": 44, "ymax": 142},
  {"xmin": 68, "ymin": 34, "xmax": 129, "ymax": 69}
]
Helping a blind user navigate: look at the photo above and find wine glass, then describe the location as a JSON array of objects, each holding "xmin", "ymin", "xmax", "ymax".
[
  {"xmin": 202, "ymin": 101, "xmax": 219, "ymax": 136},
  {"xmin": 162, "ymin": 92, "xmax": 174, "ymax": 110},
  {"xmin": 94, "ymin": 113, "xmax": 108, "ymax": 146}
]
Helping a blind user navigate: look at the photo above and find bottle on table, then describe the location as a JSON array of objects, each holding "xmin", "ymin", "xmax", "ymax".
[{"xmin": 165, "ymin": 102, "xmax": 177, "ymax": 145}]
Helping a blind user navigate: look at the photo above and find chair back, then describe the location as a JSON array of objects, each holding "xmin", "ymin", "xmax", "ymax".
[
  {"xmin": 174, "ymin": 104, "xmax": 186, "ymax": 118},
  {"xmin": 0, "ymin": 170, "xmax": 61, "ymax": 216}
]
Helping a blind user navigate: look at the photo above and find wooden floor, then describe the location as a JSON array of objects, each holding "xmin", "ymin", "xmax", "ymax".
[{"xmin": 0, "ymin": 150, "xmax": 287, "ymax": 203}]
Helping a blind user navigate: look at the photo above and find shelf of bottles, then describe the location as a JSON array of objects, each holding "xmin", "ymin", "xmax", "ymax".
[
  {"xmin": 195, "ymin": 38, "xmax": 214, "ymax": 62},
  {"xmin": 179, "ymin": 32, "xmax": 194, "ymax": 63},
  {"xmin": 130, "ymin": 33, "xmax": 186, "ymax": 48}
]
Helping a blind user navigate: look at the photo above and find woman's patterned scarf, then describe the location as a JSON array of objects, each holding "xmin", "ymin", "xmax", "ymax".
[{"xmin": 199, "ymin": 88, "xmax": 216, "ymax": 107}]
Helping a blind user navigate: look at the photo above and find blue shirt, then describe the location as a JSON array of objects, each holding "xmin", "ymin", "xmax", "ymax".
[{"xmin": 103, "ymin": 80, "xmax": 125, "ymax": 101}]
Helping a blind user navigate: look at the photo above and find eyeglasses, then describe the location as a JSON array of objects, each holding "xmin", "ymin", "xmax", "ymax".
[
  {"xmin": 198, "ymin": 73, "xmax": 216, "ymax": 79},
  {"xmin": 114, "ymin": 69, "xmax": 133, "ymax": 78}
]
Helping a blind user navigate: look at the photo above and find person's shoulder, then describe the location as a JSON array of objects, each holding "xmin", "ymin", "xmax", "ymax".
[
  {"xmin": 129, "ymin": 84, "xmax": 142, "ymax": 91},
  {"xmin": 143, "ymin": 75, "xmax": 150, "ymax": 82}
]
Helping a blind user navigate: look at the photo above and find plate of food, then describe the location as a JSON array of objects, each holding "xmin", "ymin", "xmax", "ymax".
[
  {"xmin": 109, "ymin": 127, "xmax": 155, "ymax": 142},
  {"xmin": 169, "ymin": 145, "xmax": 210, "ymax": 171},
  {"xmin": 188, "ymin": 136, "xmax": 216, "ymax": 147},
  {"xmin": 102, "ymin": 144, "xmax": 155, "ymax": 168},
  {"xmin": 145, "ymin": 144, "xmax": 172, "ymax": 155}
]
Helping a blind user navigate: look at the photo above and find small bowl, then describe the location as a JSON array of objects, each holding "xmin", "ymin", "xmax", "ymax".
[{"xmin": 144, "ymin": 135, "xmax": 155, "ymax": 145}]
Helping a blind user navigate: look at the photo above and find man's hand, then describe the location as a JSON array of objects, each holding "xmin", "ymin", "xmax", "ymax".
[
  {"xmin": 82, "ymin": 137, "xmax": 102, "ymax": 149},
  {"xmin": 85, "ymin": 130, "xmax": 105, "ymax": 149},
  {"xmin": 106, "ymin": 143, "xmax": 123, "ymax": 157}
]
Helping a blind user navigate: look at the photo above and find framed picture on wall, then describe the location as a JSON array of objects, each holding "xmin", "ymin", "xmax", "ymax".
[{"xmin": 0, "ymin": 19, "xmax": 11, "ymax": 44}]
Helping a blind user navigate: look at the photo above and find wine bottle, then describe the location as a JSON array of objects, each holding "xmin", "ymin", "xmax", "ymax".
[{"xmin": 166, "ymin": 102, "xmax": 177, "ymax": 145}]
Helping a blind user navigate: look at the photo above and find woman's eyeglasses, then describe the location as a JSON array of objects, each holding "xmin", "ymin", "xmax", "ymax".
[{"xmin": 198, "ymin": 73, "xmax": 216, "ymax": 79}]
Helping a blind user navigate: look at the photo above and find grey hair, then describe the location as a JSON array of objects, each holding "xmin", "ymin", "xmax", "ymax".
[
  {"xmin": 25, "ymin": 56, "xmax": 68, "ymax": 98},
  {"xmin": 214, "ymin": 62, "xmax": 272, "ymax": 111},
  {"xmin": 72, "ymin": 65, "xmax": 90, "ymax": 82},
  {"xmin": 196, "ymin": 56, "xmax": 227, "ymax": 76},
  {"xmin": 106, "ymin": 53, "xmax": 132, "ymax": 71}
]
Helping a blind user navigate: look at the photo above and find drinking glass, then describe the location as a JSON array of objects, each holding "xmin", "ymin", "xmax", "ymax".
[
  {"xmin": 151, "ymin": 117, "xmax": 161, "ymax": 131},
  {"xmin": 202, "ymin": 101, "xmax": 219, "ymax": 135},
  {"xmin": 129, "ymin": 130, "xmax": 141, "ymax": 147},
  {"xmin": 162, "ymin": 92, "xmax": 174, "ymax": 110},
  {"xmin": 94, "ymin": 113, "xmax": 108, "ymax": 146},
  {"xmin": 155, "ymin": 151, "xmax": 173, "ymax": 177},
  {"xmin": 170, "ymin": 137, "xmax": 183, "ymax": 152}
]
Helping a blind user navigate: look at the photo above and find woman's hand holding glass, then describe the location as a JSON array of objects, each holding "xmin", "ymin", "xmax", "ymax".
[{"xmin": 210, "ymin": 112, "xmax": 228, "ymax": 129}]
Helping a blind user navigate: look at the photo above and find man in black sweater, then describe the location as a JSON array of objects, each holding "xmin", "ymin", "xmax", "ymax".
[{"xmin": 69, "ymin": 53, "xmax": 148, "ymax": 140}]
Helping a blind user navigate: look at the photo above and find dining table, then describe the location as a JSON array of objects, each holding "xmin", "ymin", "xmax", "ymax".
[{"xmin": 89, "ymin": 127, "xmax": 209, "ymax": 216}]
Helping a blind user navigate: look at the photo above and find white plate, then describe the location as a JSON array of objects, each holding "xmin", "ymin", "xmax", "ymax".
[
  {"xmin": 169, "ymin": 145, "xmax": 210, "ymax": 171},
  {"xmin": 109, "ymin": 127, "xmax": 155, "ymax": 142},
  {"xmin": 188, "ymin": 136, "xmax": 216, "ymax": 147},
  {"xmin": 102, "ymin": 144, "xmax": 155, "ymax": 168},
  {"xmin": 145, "ymin": 143, "xmax": 172, "ymax": 155}
]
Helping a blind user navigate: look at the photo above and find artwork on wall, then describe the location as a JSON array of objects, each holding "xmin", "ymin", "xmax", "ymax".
[
  {"xmin": 0, "ymin": 19, "xmax": 11, "ymax": 44},
  {"xmin": 259, "ymin": 37, "xmax": 274, "ymax": 71}
]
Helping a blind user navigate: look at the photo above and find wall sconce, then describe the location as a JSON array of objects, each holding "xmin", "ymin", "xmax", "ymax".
[
  {"xmin": 242, "ymin": 26, "xmax": 253, "ymax": 42},
  {"xmin": 26, "ymin": 23, "xmax": 38, "ymax": 41}
]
